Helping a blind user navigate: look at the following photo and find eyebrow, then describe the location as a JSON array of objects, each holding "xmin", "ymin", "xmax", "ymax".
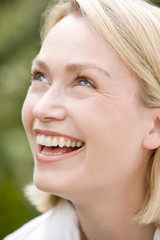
[
  {"xmin": 66, "ymin": 63, "xmax": 111, "ymax": 78},
  {"xmin": 32, "ymin": 58, "xmax": 50, "ymax": 72},
  {"xmin": 32, "ymin": 58, "xmax": 111, "ymax": 78}
]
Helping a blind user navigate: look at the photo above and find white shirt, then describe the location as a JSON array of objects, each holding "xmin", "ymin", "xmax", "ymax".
[
  {"xmin": 154, "ymin": 228, "xmax": 160, "ymax": 240},
  {"xmin": 3, "ymin": 200, "xmax": 160, "ymax": 240},
  {"xmin": 3, "ymin": 201, "xmax": 80, "ymax": 240}
]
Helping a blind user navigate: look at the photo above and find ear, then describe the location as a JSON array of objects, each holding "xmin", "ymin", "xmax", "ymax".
[{"xmin": 143, "ymin": 114, "xmax": 160, "ymax": 150}]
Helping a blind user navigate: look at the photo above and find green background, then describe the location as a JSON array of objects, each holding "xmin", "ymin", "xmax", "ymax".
[
  {"xmin": 0, "ymin": 0, "xmax": 50, "ymax": 238},
  {"xmin": 0, "ymin": 0, "xmax": 159, "ymax": 239}
]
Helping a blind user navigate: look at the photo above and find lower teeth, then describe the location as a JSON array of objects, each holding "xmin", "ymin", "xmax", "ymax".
[{"xmin": 42, "ymin": 151, "xmax": 63, "ymax": 155}]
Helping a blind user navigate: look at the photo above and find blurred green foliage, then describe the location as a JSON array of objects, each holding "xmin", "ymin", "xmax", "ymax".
[
  {"xmin": 0, "ymin": 0, "xmax": 159, "ymax": 239},
  {"xmin": 0, "ymin": 0, "xmax": 50, "ymax": 238}
]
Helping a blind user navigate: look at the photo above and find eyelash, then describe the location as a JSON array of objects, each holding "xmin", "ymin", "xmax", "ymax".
[
  {"xmin": 74, "ymin": 74, "xmax": 96, "ymax": 89},
  {"xmin": 31, "ymin": 69, "xmax": 47, "ymax": 82},
  {"xmin": 31, "ymin": 69, "xmax": 96, "ymax": 89}
]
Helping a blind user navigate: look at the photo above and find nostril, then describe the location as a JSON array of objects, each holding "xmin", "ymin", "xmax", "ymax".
[
  {"xmin": 32, "ymin": 88, "xmax": 67, "ymax": 121},
  {"xmin": 33, "ymin": 105, "xmax": 67, "ymax": 121},
  {"xmin": 33, "ymin": 106, "xmax": 46, "ymax": 120}
]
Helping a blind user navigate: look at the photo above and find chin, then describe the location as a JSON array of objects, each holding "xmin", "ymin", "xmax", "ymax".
[{"xmin": 33, "ymin": 163, "xmax": 81, "ymax": 202}]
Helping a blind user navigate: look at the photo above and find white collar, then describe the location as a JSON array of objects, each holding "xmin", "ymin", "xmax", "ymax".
[
  {"xmin": 46, "ymin": 200, "xmax": 80, "ymax": 239},
  {"xmin": 4, "ymin": 200, "xmax": 80, "ymax": 240},
  {"xmin": 154, "ymin": 228, "xmax": 160, "ymax": 240}
]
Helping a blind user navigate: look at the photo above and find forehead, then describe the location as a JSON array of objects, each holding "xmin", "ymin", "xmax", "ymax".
[
  {"xmin": 42, "ymin": 14, "xmax": 96, "ymax": 47},
  {"xmin": 36, "ymin": 14, "xmax": 136, "ymax": 82},
  {"xmin": 40, "ymin": 14, "xmax": 108, "ymax": 60}
]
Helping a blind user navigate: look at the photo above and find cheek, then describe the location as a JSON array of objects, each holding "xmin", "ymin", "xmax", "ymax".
[
  {"xmin": 21, "ymin": 88, "xmax": 38, "ymax": 137},
  {"xmin": 70, "ymin": 96, "xmax": 145, "ymax": 162},
  {"xmin": 22, "ymin": 91, "xmax": 40, "ymax": 156},
  {"xmin": 22, "ymin": 97, "xmax": 32, "ymax": 131}
]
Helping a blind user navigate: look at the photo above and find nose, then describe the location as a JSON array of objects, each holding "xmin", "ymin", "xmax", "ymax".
[{"xmin": 33, "ymin": 87, "xmax": 67, "ymax": 122}]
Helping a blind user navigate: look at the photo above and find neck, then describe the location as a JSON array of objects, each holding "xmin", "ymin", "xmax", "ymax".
[{"xmin": 74, "ymin": 173, "xmax": 155, "ymax": 240}]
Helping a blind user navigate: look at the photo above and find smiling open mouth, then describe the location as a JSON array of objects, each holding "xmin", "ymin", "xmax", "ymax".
[
  {"xmin": 36, "ymin": 134, "xmax": 85, "ymax": 157},
  {"xmin": 41, "ymin": 145, "xmax": 81, "ymax": 155}
]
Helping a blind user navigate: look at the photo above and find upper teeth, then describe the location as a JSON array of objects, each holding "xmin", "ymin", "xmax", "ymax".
[{"xmin": 36, "ymin": 135, "xmax": 84, "ymax": 148}]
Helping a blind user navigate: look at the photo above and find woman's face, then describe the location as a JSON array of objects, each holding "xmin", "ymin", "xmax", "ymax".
[{"xmin": 22, "ymin": 14, "xmax": 150, "ymax": 203}]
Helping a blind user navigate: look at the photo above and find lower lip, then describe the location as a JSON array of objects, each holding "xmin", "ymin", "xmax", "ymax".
[{"xmin": 36, "ymin": 144, "xmax": 85, "ymax": 163}]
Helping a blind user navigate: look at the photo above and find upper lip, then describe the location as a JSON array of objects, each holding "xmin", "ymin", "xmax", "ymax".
[{"xmin": 33, "ymin": 129, "xmax": 84, "ymax": 142}]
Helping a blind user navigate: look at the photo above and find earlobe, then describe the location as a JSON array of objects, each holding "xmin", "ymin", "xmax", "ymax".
[{"xmin": 143, "ymin": 116, "xmax": 160, "ymax": 150}]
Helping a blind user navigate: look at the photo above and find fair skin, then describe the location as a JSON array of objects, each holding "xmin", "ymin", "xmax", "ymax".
[{"xmin": 22, "ymin": 14, "xmax": 160, "ymax": 240}]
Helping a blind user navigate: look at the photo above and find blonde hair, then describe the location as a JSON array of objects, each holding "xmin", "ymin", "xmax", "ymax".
[{"xmin": 27, "ymin": 0, "xmax": 160, "ymax": 225}]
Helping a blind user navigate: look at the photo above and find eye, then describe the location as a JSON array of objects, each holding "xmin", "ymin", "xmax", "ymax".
[
  {"xmin": 31, "ymin": 70, "xmax": 48, "ymax": 83},
  {"xmin": 75, "ymin": 75, "xmax": 96, "ymax": 89}
]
